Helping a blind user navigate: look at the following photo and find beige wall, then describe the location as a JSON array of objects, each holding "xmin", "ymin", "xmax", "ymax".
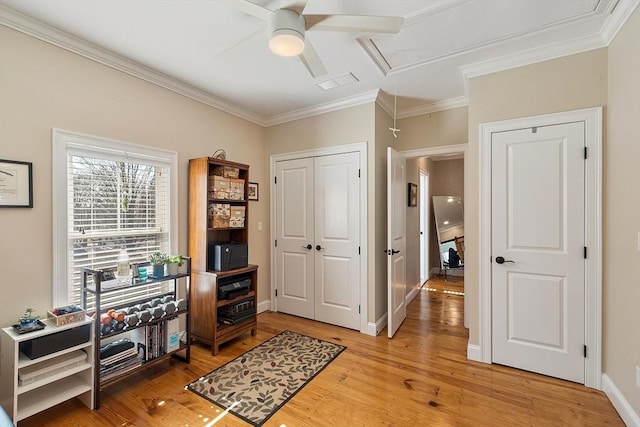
[
  {"xmin": 466, "ymin": 48, "xmax": 608, "ymax": 347},
  {"xmin": 430, "ymin": 159, "xmax": 464, "ymax": 197},
  {"xmin": 397, "ymin": 107, "xmax": 469, "ymax": 150},
  {"xmin": 605, "ymin": 6, "xmax": 640, "ymax": 415},
  {"xmin": 0, "ymin": 26, "xmax": 269, "ymax": 330}
]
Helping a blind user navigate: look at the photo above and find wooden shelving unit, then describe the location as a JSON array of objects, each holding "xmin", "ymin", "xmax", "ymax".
[{"xmin": 188, "ymin": 157, "xmax": 257, "ymax": 355}]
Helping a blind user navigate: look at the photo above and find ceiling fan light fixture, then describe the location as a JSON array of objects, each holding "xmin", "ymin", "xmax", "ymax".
[
  {"xmin": 269, "ymin": 29, "xmax": 305, "ymax": 56},
  {"xmin": 268, "ymin": 8, "xmax": 306, "ymax": 57}
]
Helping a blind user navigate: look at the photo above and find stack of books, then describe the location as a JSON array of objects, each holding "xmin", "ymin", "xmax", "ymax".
[{"xmin": 100, "ymin": 339, "xmax": 142, "ymax": 381}]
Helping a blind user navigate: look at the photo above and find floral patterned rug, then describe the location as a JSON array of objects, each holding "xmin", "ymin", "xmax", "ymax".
[{"xmin": 186, "ymin": 330, "xmax": 346, "ymax": 426}]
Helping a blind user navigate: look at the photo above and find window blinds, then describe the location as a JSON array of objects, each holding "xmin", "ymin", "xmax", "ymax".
[{"xmin": 67, "ymin": 155, "xmax": 170, "ymax": 311}]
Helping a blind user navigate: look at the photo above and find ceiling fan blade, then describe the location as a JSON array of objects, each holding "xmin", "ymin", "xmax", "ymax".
[
  {"xmin": 304, "ymin": 14, "xmax": 404, "ymax": 33},
  {"xmin": 299, "ymin": 39, "xmax": 328, "ymax": 78},
  {"xmin": 219, "ymin": 0, "xmax": 273, "ymax": 21}
]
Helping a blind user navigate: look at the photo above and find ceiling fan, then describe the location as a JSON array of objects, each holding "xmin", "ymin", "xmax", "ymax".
[{"xmin": 220, "ymin": 0, "xmax": 404, "ymax": 78}]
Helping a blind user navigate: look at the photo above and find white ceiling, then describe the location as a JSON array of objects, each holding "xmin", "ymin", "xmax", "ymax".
[{"xmin": 0, "ymin": 0, "xmax": 637, "ymax": 126}]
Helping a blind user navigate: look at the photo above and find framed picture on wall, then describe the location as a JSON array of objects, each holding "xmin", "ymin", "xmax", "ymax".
[
  {"xmin": 0, "ymin": 159, "xmax": 33, "ymax": 208},
  {"xmin": 408, "ymin": 183, "xmax": 417, "ymax": 207},
  {"xmin": 248, "ymin": 182, "xmax": 259, "ymax": 201}
]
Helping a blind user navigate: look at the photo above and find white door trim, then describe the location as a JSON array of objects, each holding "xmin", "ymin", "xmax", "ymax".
[
  {"xmin": 270, "ymin": 142, "xmax": 369, "ymax": 334},
  {"xmin": 419, "ymin": 168, "xmax": 429, "ymax": 285},
  {"xmin": 399, "ymin": 143, "xmax": 469, "ymax": 328},
  {"xmin": 478, "ymin": 107, "xmax": 602, "ymax": 389}
]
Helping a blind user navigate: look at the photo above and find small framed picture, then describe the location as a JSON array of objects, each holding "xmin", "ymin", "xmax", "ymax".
[
  {"xmin": 408, "ymin": 183, "xmax": 417, "ymax": 207},
  {"xmin": 0, "ymin": 159, "xmax": 33, "ymax": 208},
  {"xmin": 247, "ymin": 182, "xmax": 259, "ymax": 201}
]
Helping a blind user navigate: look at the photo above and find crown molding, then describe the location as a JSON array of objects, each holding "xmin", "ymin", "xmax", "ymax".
[
  {"xmin": 376, "ymin": 91, "xmax": 468, "ymax": 119},
  {"xmin": 265, "ymin": 90, "xmax": 380, "ymax": 127},
  {"xmin": 375, "ymin": 91, "xmax": 394, "ymax": 117},
  {"xmin": 460, "ymin": 33, "xmax": 607, "ymax": 93},
  {"xmin": 460, "ymin": 0, "xmax": 639, "ymax": 90},
  {"xmin": 600, "ymin": 0, "xmax": 640, "ymax": 44},
  {"xmin": 0, "ymin": 5, "xmax": 268, "ymax": 126},
  {"xmin": 398, "ymin": 96, "xmax": 468, "ymax": 119}
]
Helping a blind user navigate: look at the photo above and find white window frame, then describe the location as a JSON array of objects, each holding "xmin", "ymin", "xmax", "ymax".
[{"xmin": 52, "ymin": 128, "xmax": 178, "ymax": 307}]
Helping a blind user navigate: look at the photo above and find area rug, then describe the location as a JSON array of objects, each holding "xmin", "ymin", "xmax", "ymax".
[{"xmin": 186, "ymin": 330, "xmax": 346, "ymax": 426}]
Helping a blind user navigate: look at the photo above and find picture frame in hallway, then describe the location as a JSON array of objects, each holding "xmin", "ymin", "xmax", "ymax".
[
  {"xmin": 408, "ymin": 183, "xmax": 417, "ymax": 207},
  {"xmin": 0, "ymin": 159, "xmax": 33, "ymax": 208}
]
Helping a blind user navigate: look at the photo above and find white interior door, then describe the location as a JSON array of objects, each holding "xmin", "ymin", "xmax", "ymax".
[
  {"xmin": 491, "ymin": 122, "xmax": 585, "ymax": 383},
  {"xmin": 275, "ymin": 158, "xmax": 315, "ymax": 319},
  {"xmin": 387, "ymin": 147, "xmax": 407, "ymax": 338},
  {"xmin": 314, "ymin": 152, "xmax": 360, "ymax": 329}
]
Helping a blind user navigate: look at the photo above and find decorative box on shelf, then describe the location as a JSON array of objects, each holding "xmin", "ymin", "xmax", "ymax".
[
  {"xmin": 209, "ymin": 175, "xmax": 230, "ymax": 199},
  {"xmin": 47, "ymin": 305, "xmax": 86, "ymax": 326},
  {"xmin": 230, "ymin": 206, "xmax": 246, "ymax": 228},
  {"xmin": 208, "ymin": 175, "xmax": 245, "ymax": 200},
  {"xmin": 212, "ymin": 165, "xmax": 240, "ymax": 178},
  {"xmin": 210, "ymin": 203, "xmax": 230, "ymax": 228}
]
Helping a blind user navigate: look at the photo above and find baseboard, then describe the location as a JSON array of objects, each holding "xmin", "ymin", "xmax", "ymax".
[
  {"xmin": 467, "ymin": 343, "xmax": 482, "ymax": 362},
  {"xmin": 364, "ymin": 322, "xmax": 377, "ymax": 336},
  {"xmin": 429, "ymin": 267, "xmax": 464, "ymax": 277},
  {"xmin": 405, "ymin": 282, "xmax": 421, "ymax": 305},
  {"xmin": 365, "ymin": 312, "xmax": 387, "ymax": 336},
  {"xmin": 602, "ymin": 374, "xmax": 640, "ymax": 427},
  {"xmin": 257, "ymin": 299, "xmax": 271, "ymax": 314}
]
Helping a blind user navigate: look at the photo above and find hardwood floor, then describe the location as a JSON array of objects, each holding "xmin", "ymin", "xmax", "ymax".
[{"xmin": 19, "ymin": 275, "xmax": 623, "ymax": 426}]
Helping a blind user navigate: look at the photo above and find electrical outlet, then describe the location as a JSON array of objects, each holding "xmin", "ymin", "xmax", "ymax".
[
  {"xmin": 636, "ymin": 366, "xmax": 640, "ymax": 389},
  {"xmin": 258, "ymin": 221, "xmax": 263, "ymax": 232}
]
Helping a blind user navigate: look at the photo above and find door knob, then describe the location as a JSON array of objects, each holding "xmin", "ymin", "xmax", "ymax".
[
  {"xmin": 316, "ymin": 245, "xmax": 323, "ymax": 251},
  {"xmin": 495, "ymin": 256, "xmax": 515, "ymax": 264},
  {"xmin": 302, "ymin": 244, "xmax": 312, "ymax": 250},
  {"xmin": 392, "ymin": 249, "xmax": 400, "ymax": 255}
]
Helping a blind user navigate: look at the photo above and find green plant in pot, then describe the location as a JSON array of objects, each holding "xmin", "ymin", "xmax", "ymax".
[
  {"xmin": 166, "ymin": 255, "xmax": 183, "ymax": 276},
  {"xmin": 19, "ymin": 308, "xmax": 39, "ymax": 328},
  {"xmin": 148, "ymin": 252, "xmax": 168, "ymax": 278}
]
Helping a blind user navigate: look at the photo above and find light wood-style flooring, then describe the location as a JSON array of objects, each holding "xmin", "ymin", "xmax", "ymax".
[{"xmin": 19, "ymin": 276, "xmax": 623, "ymax": 426}]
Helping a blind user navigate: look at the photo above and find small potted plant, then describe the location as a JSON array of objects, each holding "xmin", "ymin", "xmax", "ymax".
[
  {"xmin": 19, "ymin": 308, "xmax": 39, "ymax": 328},
  {"xmin": 148, "ymin": 252, "xmax": 168, "ymax": 278},
  {"xmin": 166, "ymin": 255, "xmax": 183, "ymax": 276}
]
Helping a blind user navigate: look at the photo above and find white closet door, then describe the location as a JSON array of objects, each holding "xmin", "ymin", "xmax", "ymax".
[
  {"xmin": 275, "ymin": 158, "xmax": 315, "ymax": 319},
  {"xmin": 313, "ymin": 152, "xmax": 360, "ymax": 330}
]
